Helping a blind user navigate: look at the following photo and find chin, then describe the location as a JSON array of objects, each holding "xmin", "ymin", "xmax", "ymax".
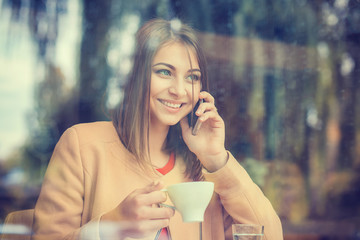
[
  {"xmin": 166, "ymin": 120, "xmax": 182, "ymax": 126},
  {"xmin": 163, "ymin": 116, "xmax": 186, "ymax": 126}
]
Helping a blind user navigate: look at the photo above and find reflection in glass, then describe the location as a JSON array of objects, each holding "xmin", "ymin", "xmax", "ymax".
[{"xmin": 1, "ymin": 0, "xmax": 359, "ymax": 239}]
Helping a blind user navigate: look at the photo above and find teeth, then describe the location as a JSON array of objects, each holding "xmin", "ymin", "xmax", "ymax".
[{"xmin": 161, "ymin": 100, "xmax": 181, "ymax": 108}]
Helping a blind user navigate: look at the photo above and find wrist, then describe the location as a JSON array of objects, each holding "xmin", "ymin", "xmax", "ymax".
[
  {"xmin": 199, "ymin": 150, "xmax": 229, "ymax": 173},
  {"xmin": 101, "ymin": 206, "xmax": 124, "ymax": 223},
  {"xmin": 101, "ymin": 210, "xmax": 118, "ymax": 222}
]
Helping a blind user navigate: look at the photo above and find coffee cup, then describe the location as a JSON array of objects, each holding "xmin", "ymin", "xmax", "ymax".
[{"xmin": 162, "ymin": 181, "xmax": 214, "ymax": 222}]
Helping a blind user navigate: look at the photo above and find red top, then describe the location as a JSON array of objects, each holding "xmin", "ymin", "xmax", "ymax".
[
  {"xmin": 156, "ymin": 152, "xmax": 175, "ymax": 175},
  {"xmin": 157, "ymin": 228, "xmax": 169, "ymax": 240},
  {"xmin": 155, "ymin": 152, "xmax": 175, "ymax": 240}
]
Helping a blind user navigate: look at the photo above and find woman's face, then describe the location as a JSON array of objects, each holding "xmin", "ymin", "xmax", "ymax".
[{"xmin": 150, "ymin": 41, "xmax": 201, "ymax": 128}]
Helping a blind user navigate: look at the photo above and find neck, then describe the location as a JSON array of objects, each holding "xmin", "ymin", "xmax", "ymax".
[
  {"xmin": 149, "ymin": 122, "xmax": 169, "ymax": 153},
  {"xmin": 149, "ymin": 121, "xmax": 170, "ymax": 167}
]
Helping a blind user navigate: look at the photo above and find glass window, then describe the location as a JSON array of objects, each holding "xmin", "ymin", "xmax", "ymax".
[{"xmin": 1, "ymin": 0, "xmax": 359, "ymax": 238}]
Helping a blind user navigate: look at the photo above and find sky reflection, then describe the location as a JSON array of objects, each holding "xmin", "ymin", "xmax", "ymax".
[
  {"xmin": 0, "ymin": 0, "xmax": 81, "ymax": 160},
  {"xmin": 0, "ymin": 3, "xmax": 36, "ymax": 159}
]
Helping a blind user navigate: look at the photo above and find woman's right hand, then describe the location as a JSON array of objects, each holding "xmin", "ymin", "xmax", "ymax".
[{"xmin": 100, "ymin": 180, "xmax": 174, "ymax": 239}]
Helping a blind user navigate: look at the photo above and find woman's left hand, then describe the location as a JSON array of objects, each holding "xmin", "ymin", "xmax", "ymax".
[{"xmin": 180, "ymin": 91, "xmax": 228, "ymax": 172}]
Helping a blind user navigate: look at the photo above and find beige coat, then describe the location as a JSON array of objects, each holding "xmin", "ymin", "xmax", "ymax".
[{"xmin": 31, "ymin": 121, "xmax": 283, "ymax": 240}]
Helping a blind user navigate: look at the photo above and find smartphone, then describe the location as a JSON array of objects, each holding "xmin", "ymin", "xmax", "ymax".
[{"xmin": 188, "ymin": 99, "xmax": 203, "ymax": 135}]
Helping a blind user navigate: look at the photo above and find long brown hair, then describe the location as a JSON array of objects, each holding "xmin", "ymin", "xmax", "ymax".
[{"xmin": 112, "ymin": 19, "xmax": 209, "ymax": 181}]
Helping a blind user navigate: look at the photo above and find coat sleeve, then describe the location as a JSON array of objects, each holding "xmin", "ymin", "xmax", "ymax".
[
  {"xmin": 31, "ymin": 127, "xmax": 102, "ymax": 240},
  {"xmin": 203, "ymin": 152, "xmax": 283, "ymax": 240}
]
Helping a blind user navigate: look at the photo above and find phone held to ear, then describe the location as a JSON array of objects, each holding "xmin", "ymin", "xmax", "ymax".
[{"xmin": 188, "ymin": 99, "xmax": 204, "ymax": 136}]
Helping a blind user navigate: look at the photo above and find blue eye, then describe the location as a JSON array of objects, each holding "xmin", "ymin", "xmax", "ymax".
[
  {"xmin": 187, "ymin": 74, "xmax": 200, "ymax": 81},
  {"xmin": 156, "ymin": 69, "xmax": 171, "ymax": 76}
]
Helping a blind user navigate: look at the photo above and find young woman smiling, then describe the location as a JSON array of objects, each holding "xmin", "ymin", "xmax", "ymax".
[{"xmin": 31, "ymin": 19, "xmax": 283, "ymax": 240}]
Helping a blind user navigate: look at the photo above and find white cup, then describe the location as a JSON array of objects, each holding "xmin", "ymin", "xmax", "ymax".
[{"xmin": 162, "ymin": 181, "xmax": 214, "ymax": 222}]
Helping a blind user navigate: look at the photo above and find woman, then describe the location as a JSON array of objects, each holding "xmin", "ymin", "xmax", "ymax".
[{"xmin": 31, "ymin": 19, "xmax": 283, "ymax": 240}]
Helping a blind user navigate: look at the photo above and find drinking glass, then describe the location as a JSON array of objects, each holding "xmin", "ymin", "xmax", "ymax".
[{"xmin": 232, "ymin": 224, "xmax": 264, "ymax": 240}]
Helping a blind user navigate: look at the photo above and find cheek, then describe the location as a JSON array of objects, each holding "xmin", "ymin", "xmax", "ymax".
[
  {"xmin": 150, "ymin": 76, "xmax": 162, "ymax": 97},
  {"xmin": 192, "ymin": 83, "xmax": 202, "ymax": 99},
  {"xmin": 186, "ymin": 87, "xmax": 201, "ymax": 109}
]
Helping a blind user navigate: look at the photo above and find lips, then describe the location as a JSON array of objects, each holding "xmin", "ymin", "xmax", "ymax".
[{"xmin": 159, "ymin": 99, "xmax": 183, "ymax": 109}]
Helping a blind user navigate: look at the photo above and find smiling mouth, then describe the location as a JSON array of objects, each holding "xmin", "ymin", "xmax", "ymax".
[{"xmin": 159, "ymin": 100, "xmax": 182, "ymax": 109}]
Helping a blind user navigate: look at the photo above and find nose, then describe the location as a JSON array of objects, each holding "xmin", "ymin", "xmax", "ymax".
[{"xmin": 168, "ymin": 77, "xmax": 187, "ymax": 97}]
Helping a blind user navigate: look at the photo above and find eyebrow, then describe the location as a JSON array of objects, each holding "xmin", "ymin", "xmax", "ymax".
[{"xmin": 152, "ymin": 62, "xmax": 201, "ymax": 73}]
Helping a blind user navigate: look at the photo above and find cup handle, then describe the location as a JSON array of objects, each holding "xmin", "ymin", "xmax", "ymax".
[
  {"xmin": 159, "ymin": 203, "xmax": 176, "ymax": 210},
  {"xmin": 159, "ymin": 189, "xmax": 176, "ymax": 210}
]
